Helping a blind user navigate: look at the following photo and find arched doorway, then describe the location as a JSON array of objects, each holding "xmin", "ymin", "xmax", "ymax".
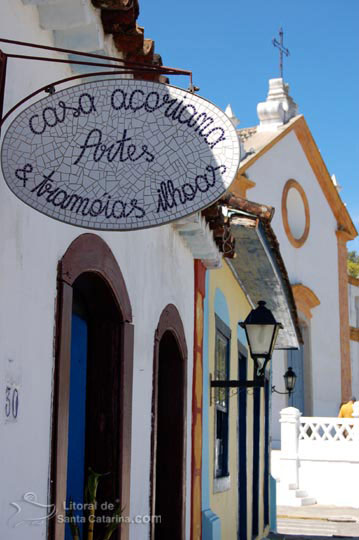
[
  {"xmin": 150, "ymin": 305, "xmax": 187, "ymax": 540},
  {"xmin": 51, "ymin": 234, "xmax": 134, "ymax": 540},
  {"xmin": 66, "ymin": 273, "xmax": 122, "ymax": 539},
  {"xmin": 291, "ymin": 284, "xmax": 318, "ymax": 415}
]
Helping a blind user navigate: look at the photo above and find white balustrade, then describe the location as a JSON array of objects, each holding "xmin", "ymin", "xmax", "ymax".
[
  {"xmin": 299, "ymin": 416, "xmax": 358, "ymax": 442},
  {"xmin": 275, "ymin": 407, "xmax": 359, "ymax": 507}
]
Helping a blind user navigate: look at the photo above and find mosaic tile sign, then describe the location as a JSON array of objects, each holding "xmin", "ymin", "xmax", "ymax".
[{"xmin": 1, "ymin": 80, "xmax": 240, "ymax": 230}]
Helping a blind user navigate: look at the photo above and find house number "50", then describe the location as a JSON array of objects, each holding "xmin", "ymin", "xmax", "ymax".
[{"xmin": 5, "ymin": 386, "xmax": 19, "ymax": 420}]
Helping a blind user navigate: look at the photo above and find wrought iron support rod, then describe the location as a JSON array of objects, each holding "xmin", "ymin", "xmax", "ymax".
[
  {"xmin": 0, "ymin": 37, "xmax": 192, "ymax": 78},
  {"xmin": 0, "ymin": 68, "xmax": 178, "ymax": 129},
  {"xmin": 0, "ymin": 36, "xmax": 127, "ymax": 63},
  {"xmin": 211, "ymin": 379, "xmax": 264, "ymax": 388},
  {"xmin": 0, "ymin": 38, "xmax": 196, "ymax": 129},
  {"xmin": 271, "ymin": 385, "xmax": 291, "ymax": 395},
  {"xmin": 0, "ymin": 50, "xmax": 7, "ymax": 133},
  {"xmin": 6, "ymin": 52, "xmax": 184, "ymax": 76}
]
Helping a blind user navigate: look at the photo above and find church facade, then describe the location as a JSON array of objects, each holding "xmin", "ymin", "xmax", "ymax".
[{"xmin": 228, "ymin": 77, "xmax": 357, "ymax": 446}]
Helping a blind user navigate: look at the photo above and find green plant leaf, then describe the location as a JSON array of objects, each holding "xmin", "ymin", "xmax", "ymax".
[
  {"xmin": 102, "ymin": 504, "xmax": 125, "ymax": 540},
  {"xmin": 85, "ymin": 468, "xmax": 110, "ymax": 540},
  {"xmin": 66, "ymin": 498, "xmax": 81, "ymax": 540},
  {"xmin": 85, "ymin": 468, "xmax": 106, "ymax": 505}
]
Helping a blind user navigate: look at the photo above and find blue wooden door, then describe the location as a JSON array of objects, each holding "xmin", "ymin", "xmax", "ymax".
[
  {"xmin": 263, "ymin": 380, "xmax": 270, "ymax": 528},
  {"xmin": 238, "ymin": 350, "xmax": 247, "ymax": 540},
  {"xmin": 288, "ymin": 347, "xmax": 304, "ymax": 413},
  {"xmin": 65, "ymin": 313, "xmax": 88, "ymax": 540},
  {"xmin": 252, "ymin": 385, "xmax": 261, "ymax": 538}
]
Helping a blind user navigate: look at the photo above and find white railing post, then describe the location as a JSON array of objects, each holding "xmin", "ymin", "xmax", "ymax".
[{"xmin": 279, "ymin": 406, "xmax": 301, "ymax": 489}]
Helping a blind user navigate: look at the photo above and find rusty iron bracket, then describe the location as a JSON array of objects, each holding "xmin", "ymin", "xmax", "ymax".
[
  {"xmin": 0, "ymin": 37, "xmax": 194, "ymax": 130},
  {"xmin": 0, "ymin": 50, "xmax": 8, "ymax": 133},
  {"xmin": 209, "ymin": 373, "xmax": 264, "ymax": 405}
]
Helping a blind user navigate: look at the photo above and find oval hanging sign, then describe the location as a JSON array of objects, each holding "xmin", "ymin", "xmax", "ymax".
[{"xmin": 1, "ymin": 79, "xmax": 240, "ymax": 230}]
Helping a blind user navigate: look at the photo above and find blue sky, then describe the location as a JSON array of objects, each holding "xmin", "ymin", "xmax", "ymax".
[{"xmin": 139, "ymin": 0, "xmax": 359, "ymax": 251}]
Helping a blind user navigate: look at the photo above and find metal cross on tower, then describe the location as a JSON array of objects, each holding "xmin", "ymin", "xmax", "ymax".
[{"xmin": 272, "ymin": 27, "xmax": 290, "ymax": 79}]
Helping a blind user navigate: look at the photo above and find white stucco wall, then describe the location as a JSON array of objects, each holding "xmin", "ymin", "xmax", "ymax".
[
  {"xmin": 0, "ymin": 3, "xmax": 195, "ymax": 539},
  {"xmin": 246, "ymin": 130, "xmax": 341, "ymax": 433},
  {"xmin": 270, "ymin": 350, "xmax": 287, "ymax": 448},
  {"xmin": 0, "ymin": 1, "xmax": 72, "ymax": 113},
  {"xmin": 349, "ymin": 282, "xmax": 359, "ymax": 328},
  {"xmin": 351, "ymin": 340, "xmax": 359, "ymax": 398},
  {"xmin": 273, "ymin": 409, "xmax": 359, "ymax": 507},
  {"xmin": 349, "ymin": 282, "xmax": 359, "ymax": 397}
]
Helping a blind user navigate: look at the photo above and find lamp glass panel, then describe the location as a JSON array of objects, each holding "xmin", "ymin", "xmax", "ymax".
[
  {"xmin": 246, "ymin": 324, "xmax": 275, "ymax": 356},
  {"xmin": 215, "ymin": 333, "xmax": 228, "ymax": 411},
  {"xmin": 285, "ymin": 371, "xmax": 296, "ymax": 391},
  {"xmin": 269, "ymin": 325, "xmax": 280, "ymax": 357}
]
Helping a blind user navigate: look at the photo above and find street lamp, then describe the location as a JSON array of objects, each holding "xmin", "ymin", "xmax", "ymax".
[
  {"xmin": 239, "ymin": 300, "xmax": 283, "ymax": 378},
  {"xmin": 284, "ymin": 366, "xmax": 296, "ymax": 394},
  {"xmin": 210, "ymin": 300, "xmax": 283, "ymax": 400},
  {"xmin": 272, "ymin": 366, "xmax": 297, "ymax": 396}
]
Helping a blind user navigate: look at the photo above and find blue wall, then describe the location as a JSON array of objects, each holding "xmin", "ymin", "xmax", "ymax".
[
  {"xmin": 202, "ymin": 272, "xmax": 211, "ymax": 509},
  {"xmin": 214, "ymin": 288, "xmax": 230, "ymax": 326},
  {"xmin": 202, "ymin": 285, "xmax": 231, "ymax": 539}
]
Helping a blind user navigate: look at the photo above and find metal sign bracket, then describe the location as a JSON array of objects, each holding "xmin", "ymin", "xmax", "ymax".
[
  {"xmin": 0, "ymin": 37, "xmax": 194, "ymax": 130},
  {"xmin": 0, "ymin": 50, "xmax": 8, "ymax": 133}
]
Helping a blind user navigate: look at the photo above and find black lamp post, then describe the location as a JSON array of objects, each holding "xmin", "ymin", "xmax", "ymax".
[
  {"xmin": 210, "ymin": 300, "xmax": 283, "ymax": 396},
  {"xmin": 239, "ymin": 301, "xmax": 283, "ymax": 378}
]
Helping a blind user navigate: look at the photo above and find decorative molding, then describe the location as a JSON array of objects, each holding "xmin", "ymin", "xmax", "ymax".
[
  {"xmin": 191, "ymin": 262, "xmax": 206, "ymax": 540},
  {"xmin": 257, "ymin": 78, "xmax": 298, "ymax": 131},
  {"xmin": 336, "ymin": 233, "xmax": 352, "ymax": 400},
  {"xmin": 172, "ymin": 213, "xmax": 222, "ymax": 269},
  {"xmin": 292, "ymin": 284, "xmax": 320, "ymax": 320},
  {"xmin": 238, "ymin": 116, "xmax": 357, "ymax": 241},
  {"xmin": 229, "ymin": 171, "xmax": 256, "ymax": 199},
  {"xmin": 350, "ymin": 327, "xmax": 359, "ymax": 342},
  {"xmin": 336, "ymin": 229, "xmax": 353, "ymax": 242},
  {"xmin": 348, "ymin": 275, "xmax": 359, "ymax": 288},
  {"xmin": 282, "ymin": 179, "xmax": 310, "ymax": 248},
  {"xmin": 293, "ymin": 117, "xmax": 357, "ymax": 241},
  {"xmin": 60, "ymin": 233, "xmax": 132, "ymax": 321}
]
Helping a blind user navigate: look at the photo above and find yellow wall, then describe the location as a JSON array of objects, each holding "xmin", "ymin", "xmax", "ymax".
[{"xmin": 208, "ymin": 260, "xmax": 268, "ymax": 540}]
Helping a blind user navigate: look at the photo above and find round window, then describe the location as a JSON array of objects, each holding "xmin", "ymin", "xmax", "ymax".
[{"xmin": 282, "ymin": 179, "xmax": 310, "ymax": 248}]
